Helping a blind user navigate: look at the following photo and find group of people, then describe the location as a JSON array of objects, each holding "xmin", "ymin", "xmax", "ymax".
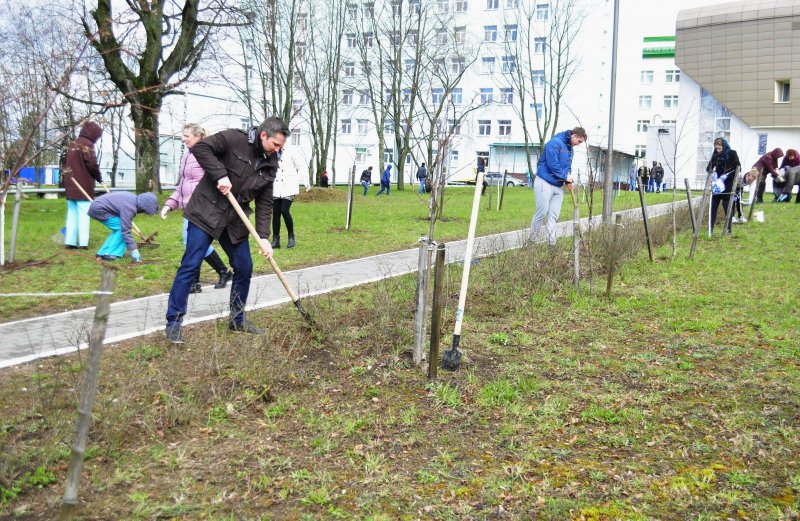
[
  {"xmin": 631, "ymin": 161, "xmax": 666, "ymax": 193},
  {"xmin": 61, "ymin": 117, "xmax": 296, "ymax": 344}
]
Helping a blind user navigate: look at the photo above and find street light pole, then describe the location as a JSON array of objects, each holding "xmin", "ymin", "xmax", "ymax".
[{"xmin": 602, "ymin": 0, "xmax": 620, "ymax": 223}]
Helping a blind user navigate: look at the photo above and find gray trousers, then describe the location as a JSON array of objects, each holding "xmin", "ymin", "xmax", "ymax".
[{"xmin": 530, "ymin": 176, "xmax": 564, "ymax": 245}]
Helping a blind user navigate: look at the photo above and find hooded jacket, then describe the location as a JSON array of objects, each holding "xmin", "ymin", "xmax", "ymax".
[
  {"xmin": 706, "ymin": 138, "xmax": 741, "ymax": 192},
  {"xmin": 752, "ymin": 148, "xmax": 784, "ymax": 176},
  {"xmin": 185, "ymin": 127, "xmax": 279, "ymax": 243},
  {"xmin": 536, "ymin": 130, "xmax": 575, "ymax": 187},
  {"xmin": 273, "ymin": 152, "xmax": 310, "ymax": 199},
  {"xmin": 779, "ymin": 149, "xmax": 800, "ymax": 170},
  {"xmin": 88, "ymin": 192, "xmax": 158, "ymax": 251},
  {"xmin": 64, "ymin": 122, "xmax": 103, "ymax": 201},
  {"xmin": 165, "ymin": 150, "xmax": 205, "ymax": 211},
  {"xmin": 381, "ymin": 165, "xmax": 391, "ymax": 184}
]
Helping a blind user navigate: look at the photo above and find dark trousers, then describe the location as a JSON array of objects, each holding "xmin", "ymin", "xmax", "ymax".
[
  {"xmin": 756, "ymin": 169, "xmax": 769, "ymax": 202},
  {"xmin": 377, "ymin": 181, "xmax": 390, "ymax": 195},
  {"xmin": 710, "ymin": 193, "xmax": 730, "ymax": 233},
  {"xmin": 166, "ymin": 222, "xmax": 254, "ymax": 328},
  {"xmin": 272, "ymin": 198, "xmax": 294, "ymax": 238}
]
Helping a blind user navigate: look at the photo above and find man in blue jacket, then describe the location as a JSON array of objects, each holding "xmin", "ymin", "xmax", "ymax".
[{"xmin": 529, "ymin": 127, "xmax": 586, "ymax": 245}]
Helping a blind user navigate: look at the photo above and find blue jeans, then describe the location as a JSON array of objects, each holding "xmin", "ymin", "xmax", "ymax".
[
  {"xmin": 361, "ymin": 181, "xmax": 369, "ymax": 196},
  {"xmin": 166, "ymin": 222, "xmax": 254, "ymax": 328},
  {"xmin": 182, "ymin": 217, "xmax": 214, "ymax": 257},
  {"xmin": 418, "ymin": 179, "xmax": 426, "ymax": 194}
]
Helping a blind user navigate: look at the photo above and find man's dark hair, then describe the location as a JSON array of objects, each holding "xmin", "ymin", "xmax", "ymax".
[
  {"xmin": 258, "ymin": 117, "xmax": 290, "ymax": 138},
  {"xmin": 572, "ymin": 127, "xmax": 587, "ymax": 139}
]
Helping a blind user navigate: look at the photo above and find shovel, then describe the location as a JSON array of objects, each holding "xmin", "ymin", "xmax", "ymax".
[
  {"xmin": 224, "ymin": 192, "xmax": 317, "ymax": 328},
  {"xmin": 440, "ymin": 171, "xmax": 485, "ymax": 372},
  {"xmin": 70, "ymin": 178, "xmax": 159, "ymax": 248}
]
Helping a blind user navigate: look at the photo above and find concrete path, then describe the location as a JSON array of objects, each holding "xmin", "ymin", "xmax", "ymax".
[{"xmin": 0, "ymin": 200, "xmax": 684, "ymax": 368}]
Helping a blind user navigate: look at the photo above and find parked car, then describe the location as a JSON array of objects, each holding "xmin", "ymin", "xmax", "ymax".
[{"xmin": 484, "ymin": 172, "xmax": 525, "ymax": 187}]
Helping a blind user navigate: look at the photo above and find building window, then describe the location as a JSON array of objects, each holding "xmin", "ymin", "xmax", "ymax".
[
  {"xmin": 409, "ymin": 0, "xmax": 420, "ymax": 14},
  {"xmin": 358, "ymin": 119, "xmax": 369, "ymax": 135},
  {"xmin": 385, "ymin": 119, "xmax": 395, "ymax": 133},
  {"xmin": 360, "ymin": 91, "xmax": 370, "ymax": 105},
  {"xmin": 406, "ymin": 153, "xmax": 413, "ymax": 165},
  {"xmin": 665, "ymin": 69, "xmax": 680, "ymax": 83},
  {"xmin": 346, "ymin": 3, "xmax": 357, "ymax": 18},
  {"xmin": 450, "ymin": 149, "xmax": 459, "ymax": 165},
  {"xmin": 384, "ymin": 148, "xmax": 394, "ymax": 164},
  {"xmin": 363, "ymin": 32, "xmax": 374, "ymax": 47},
  {"xmin": 344, "ymin": 63, "xmax": 355, "ymax": 77},
  {"xmin": 501, "ymin": 56, "xmax": 516, "ymax": 73},
  {"xmin": 408, "ymin": 30, "xmax": 419, "ymax": 45},
  {"xmin": 297, "ymin": 14, "xmax": 308, "ymax": 33},
  {"xmin": 240, "ymin": 117, "xmax": 251, "ymax": 130},
  {"xmin": 482, "ymin": 57, "xmax": 496, "ymax": 74},
  {"xmin": 500, "ymin": 88, "xmax": 513, "ymax": 104},
  {"xmin": 534, "ymin": 37, "xmax": 546, "ymax": 53},
  {"xmin": 640, "ymin": 70, "xmax": 653, "ymax": 84},
  {"xmin": 436, "ymin": 0, "xmax": 448, "ymax": 13},
  {"xmin": 498, "ymin": 120, "xmax": 511, "ymax": 136},
  {"xmin": 432, "ymin": 88, "xmax": 444, "ymax": 104},
  {"xmin": 434, "ymin": 58, "xmax": 446, "ymax": 75},
  {"xmin": 663, "ymin": 95, "xmax": 679, "ymax": 109},
  {"xmin": 635, "ymin": 145, "xmax": 646, "ymax": 158},
  {"xmin": 342, "ymin": 90, "xmax": 353, "ymax": 105},
  {"xmin": 531, "ymin": 102, "xmax": 544, "ymax": 120},
  {"xmin": 776, "ymin": 80, "xmax": 791, "ymax": 103},
  {"xmin": 535, "ymin": 3, "xmax": 549, "ymax": 20},
  {"xmin": 347, "ymin": 33, "xmax": 357, "ymax": 48},
  {"xmin": 405, "ymin": 59, "xmax": 415, "ymax": 73},
  {"xmin": 505, "ymin": 24, "xmax": 518, "ymax": 42},
  {"xmin": 505, "ymin": 0, "xmax": 519, "ymax": 6},
  {"xmin": 389, "ymin": 31, "xmax": 400, "ymax": 46},
  {"xmin": 638, "ymin": 95, "xmax": 652, "ymax": 110},
  {"xmin": 435, "ymin": 28, "xmax": 448, "ymax": 46},
  {"xmin": 486, "ymin": 0, "xmax": 499, "ymax": 9},
  {"xmin": 480, "ymin": 88, "xmax": 493, "ymax": 103},
  {"xmin": 355, "ymin": 147, "xmax": 366, "ymax": 163},
  {"xmin": 484, "ymin": 25, "xmax": 497, "ymax": 42},
  {"xmin": 531, "ymin": 69, "xmax": 545, "ymax": 87},
  {"xmin": 449, "ymin": 119, "xmax": 461, "ymax": 134},
  {"xmin": 291, "ymin": 128, "xmax": 301, "ymax": 146},
  {"xmin": 341, "ymin": 119, "xmax": 352, "ymax": 134},
  {"xmin": 454, "ymin": 0, "xmax": 467, "ymax": 12},
  {"xmin": 403, "ymin": 88, "xmax": 412, "ymax": 103},
  {"xmin": 451, "ymin": 57, "xmax": 465, "ymax": 73},
  {"xmin": 454, "ymin": 26, "xmax": 466, "ymax": 44},
  {"xmin": 391, "ymin": 0, "xmax": 401, "ymax": 15},
  {"xmin": 636, "ymin": 120, "xmax": 649, "ymax": 132},
  {"xmin": 363, "ymin": 2, "xmax": 374, "ymax": 18},
  {"xmin": 478, "ymin": 120, "xmax": 492, "ymax": 136},
  {"xmin": 661, "ymin": 119, "xmax": 676, "ymax": 125},
  {"xmin": 451, "ymin": 88, "xmax": 463, "ymax": 105}
]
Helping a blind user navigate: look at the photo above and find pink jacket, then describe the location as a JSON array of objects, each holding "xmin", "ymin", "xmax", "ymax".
[{"xmin": 165, "ymin": 151, "xmax": 205, "ymax": 210}]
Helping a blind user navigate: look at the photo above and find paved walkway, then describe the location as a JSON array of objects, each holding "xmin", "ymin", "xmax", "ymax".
[{"xmin": 0, "ymin": 201, "xmax": 683, "ymax": 368}]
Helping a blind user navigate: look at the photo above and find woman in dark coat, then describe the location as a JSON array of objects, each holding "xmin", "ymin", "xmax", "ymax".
[
  {"xmin": 752, "ymin": 147, "xmax": 784, "ymax": 203},
  {"xmin": 706, "ymin": 137, "xmax": 740, "ymax": 233},
  {"xmin": 63, "ymin": 121, "xmax": 103, "ymax": 249}
]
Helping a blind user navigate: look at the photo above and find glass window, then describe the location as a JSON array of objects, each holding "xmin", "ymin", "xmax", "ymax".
[
  {"xmin": 448, "ymin": 119, "xmax": 461, "ymax": 134},
  {"xmin": 663, "ymin": 95, "xmax": 679, "ymax": 109},
  {"xmin": 454, "ymin": 27, "xmax": 466, "ymax": 44},
  {"xmin": 346, "ymin": 3, "xmax": 357, "ymax": 18},
  {"xmin": 484, "ymin": 25, "xmax": 497, "ymax": 42},
  {"xmin": 363, "ymin": 2, "xmax": 374, "ymax": 18},
  {"xmin": 531, "ymin": 102, "xmax": 544, "ymax": 120},
  {"xmin": 344, "ymin": 63, "xmax": 355, "ymax": 77},
  {"xmin": 454, "ymin": 0, "xmax": 467, "ymax": 12},
  {"xmin": 347, "ymin": 33, "xmax": 357, "ymax": 48},
  {"xmin": 640, "ymin": 70, "xmax": 654, "ymax": 83},
  {"xmin": 342, "ymin": 90, "xmax": 353, "ymax": 105},
  {"xmin": 531, "ymin": 69, "xmax": 545, "ymax": 87},
  {"xmin": 405, "ymin": 59, "xmax": 415, "ymax": 73},
  {"xmin": 437, "ymin": 0, "xmax": 448, "ymax": 13},
  {"xmin": 480, "ymin": 88, "xmax": 493, "ymax": 103},
  {"xmin": 451, "ymin": 88, "xmax": 463, "ymax": 105},
  {"xmin": 403, "ymin": 88, "xmax": 411, "ymax": 103},
  {"xmin": 291, "ymin": 128, "xmax": 301, "ymax": 146},
  {"xmin": 500, "ymin": 88, "xmax": 513, "ymax": 104},
  {"xmin": 432, "ymin": 88, "xmax": 444, "ymax": 104},
  {"xmin": 478, "ymin": 120, "xmax": 492, "ymax": 135},
  {"xmin": 341, "ymin": 119, "xmax": 352, "ymax": 134},
  {"xmin": 391, "ymin": 0, "xmax": 401, "ymax": 15},
  {"xmin": 451, "ymin": 57, "xmax": 465, "ymax": 73},
  {"xmin": 486, "ymin": 0, "xmax": 499, "ymax": 9},
  {"xmin": 436, "ymin": 28, "xmax": 448, "ymax": 46},
  {"xmin": 360, "ymin": 91, "xmax": 370, "ymax": 105},
  {"xmin": 535, "ymin": 3, "xmax": 549, "ymax": 20},
  {"xmin": 363, "ymin": 32, "xmax": 374, "ymax": 47},
  {"xmin": 534, "ymin": 37, "xmax": 546, "ymax": 53},
  {"xmin": 638, "ymin": 95, "xmax": 652, "ymax": 109},
  {"xmin": 384, "ymin": 148, "xmax": 394, "ymax": 164},
  {"xmin": 498, "ymin": 120, "xmax": 511, "ymax": 135},
  {"xmin": 409, "ymin": 0, "xmax": 420, "ymax": 14},
  {"xmin": 505, "ymin": 24, "xmax": 518, "ymax": 42},
  {"xmin": 505, "ymin": 0, "xmax": 519, "ymax": 6},
  {"xmin": 665, "ymin": 70, "xmax": 680, "ymax": 83},
  {"xmin": 636, "ymin": 119, "xmax": 649, "ymax": 132},
  {"xmin": 358, "ymin": 119, "xmax": 369, "ymax": 135},
  {"xmin": 501, "ymin": 56, "xmax": 516, "ymax": 73},
  {"xmin": 635, "ymin": 145, "xmax": 646, "ymax": 158},
  {"xmin": 385, "ymin": 119, "xmax": 395, "ymax": 133},
  {"xmin": 776, "ymin": 80, "xmax": 791, "ymax": 102},
  {"xmin": 355, "ymin": 147, "xmax": 366, "ymax": 163},
  {"xmin": 482, "ymin": 57, "xmax": 496, "ymax": 74}
]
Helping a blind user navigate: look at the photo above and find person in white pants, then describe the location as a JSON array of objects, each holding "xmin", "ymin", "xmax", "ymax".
[{"xmin": 529, "ymin": 127, "xmax": 586, "ymax": 245}]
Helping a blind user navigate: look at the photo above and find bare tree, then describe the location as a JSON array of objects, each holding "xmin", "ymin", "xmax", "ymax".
[
  {"xmin": 81, "ymin": 0, "xmax": 249, "ymax": 193},
  {"xmin": 502, "ymin": 0, "xmax": 583, "ymax": 177}
]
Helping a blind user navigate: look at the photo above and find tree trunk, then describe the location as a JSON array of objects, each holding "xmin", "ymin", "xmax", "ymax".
[{"xmin": 131, "ymin": 102, "xmax": 162, "ymax": 193}]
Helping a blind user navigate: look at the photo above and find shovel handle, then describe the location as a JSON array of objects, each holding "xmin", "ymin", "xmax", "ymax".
[
  {"xmin": 569, "ymin": 183, "xmax": 578, "ymax": 208},
  {"xmin": 224, "ymin": 192, "xmax": 300, "ymax": 303},
  {"xmin": 453, "ymin": 171, "xmax": 484, "ymax": 337}
]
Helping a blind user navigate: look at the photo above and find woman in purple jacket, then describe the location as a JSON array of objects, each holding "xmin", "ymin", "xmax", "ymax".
[
  {"xmin": 752, "ymin": 147, "xmax": 784, "ymax": 203},
  {"xmin": 160, "ymin": 124, "xmax": 232, "ymax": 293}
]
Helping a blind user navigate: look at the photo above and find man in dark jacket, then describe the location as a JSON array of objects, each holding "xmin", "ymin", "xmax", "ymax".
[
  {"xmin": 165, "ymin": 117, "xmax": 289, "ymax": 344},
  {"xmin": 416, "ymin": 163, "xmax": 427, "ymax": 194},
  {"xmin": 752, "ymin": 148, "xmax": 784, "ymax": 203},
  {"xmin": 63, "ymin": 121, "xmax": 103, "ymax": 249},
  {"xmin": 360, "ymin": 166, "xmax": 373, "ymax": 196}
]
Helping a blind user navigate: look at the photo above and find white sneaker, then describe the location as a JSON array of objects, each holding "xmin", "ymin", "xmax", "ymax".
[
  {"xmin": 731, "ymin": 217, "xmax": 740, "ymax": 224},
  {"xmin": 739, "ymin": 217, "xmax": 747, "ymax": 223}
]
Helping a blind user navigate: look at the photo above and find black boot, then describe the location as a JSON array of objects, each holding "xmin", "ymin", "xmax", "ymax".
[
  {"xmin": 189, "ymin": 271, "xmax": 202, "ymax": 294},
  {"xmin": 271, "ymin": 236, "xmax": 280, "ymax": 249},
  {"xmin": 287, "ymin": 235, "xmax": 296, "ymax": 248},
  {"xmin": 205, "ymin": 250, "xmax": 233, "ymax": 289}
]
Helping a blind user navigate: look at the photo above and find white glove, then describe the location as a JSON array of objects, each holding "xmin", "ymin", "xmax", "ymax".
[
  {"xmin": 712, "ymin": 179, "xmax": 725, "ymax": 194},
  {"xmin": 131, "ymin": 249, "xmax": 141, "ymax": 262},
  {"xmin": 160, "ymin": 206, "xmax": 170, "ymax": 219}
]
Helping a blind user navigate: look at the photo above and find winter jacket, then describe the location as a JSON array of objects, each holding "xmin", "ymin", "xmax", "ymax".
[
  {"xmin": 273, "ymin": 153, "xmax": 310, "ymax": 199},
  {"xmin": 779, "ymin": 149, "xmax": 800, "ymax": 170},
  {"xmin": 381, "ymin": 165, "xmax": 391, "ymax": 184},
  {"xmin": 360, "ymin": 169, "xmax": 372, "ymax": 184},
  {"xmin": 185, "ymin": 127, "xmax": 278, "ymax": 243},
  {"xmin": 416, "ymin": 165, "xmax": 427, "ymax": 180},
  {"xmin": 706, "ymin": 139, "xmax": 741, "ymax": 192},
  {"xmin": 652, "ymin": 164, "xmax": 664, "ymax": 183},
  {"xmin": 164, "ymin": 151, "xmax": 205, "ymax": 211},
  {"xmin": 88, "ymin": 192, "xmax": 158, "ymax": 251},
  {"xmin": 536, "ymin": 129, "xmax": 575, "ymax": 187},
  {"xmin": 63, "ymin": 122, "xmax": 103, "ymax": 200},
  {"xmin": 752, "ymin": 148, "xmax": 784, "ymax": 176}
]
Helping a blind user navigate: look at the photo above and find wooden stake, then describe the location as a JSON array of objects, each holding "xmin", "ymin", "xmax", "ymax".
[
  {"xmin": 636, "ymin": 176, "xmax": 654, "ymax": 261},
  {"xmin": 428, "ymin": 242, "xmax": 446, "ymax": 379},
  {"xmin": 570, "ymin": 187, "xmax": 580, "ymax": 290},
  {"xmin": 723, "ymin": 167, "xmax": 740, "ymax": 235},
  {"xmin": 413, "ymin": 238, "xmax": 428, "ymax": 366},
  {"xmin": 345, "ymin": 165, "xmax": 355, "ymax": 231},
  {"xmin": 60, "ymin": 266, "xmax": 116, "ymax": 520},
  {"xmin": 684, "ymin": 178, "xmax": 697, "ymax": 235},
  {"xmin": 690, "ymin": 172, "xmax": 714, "ymax": 259},
  {"xmin": 605, "ymin": 214, "xmax": 623, "ymax": 298}
]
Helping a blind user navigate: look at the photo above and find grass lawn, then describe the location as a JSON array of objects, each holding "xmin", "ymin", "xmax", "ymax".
[
  {"xmin": 1, "ymin": 199, "xmax": 798, "ymax": 520},
  {"xmin": 0, "ymin": 185, "xmax": 669, "ymax": 321}
]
